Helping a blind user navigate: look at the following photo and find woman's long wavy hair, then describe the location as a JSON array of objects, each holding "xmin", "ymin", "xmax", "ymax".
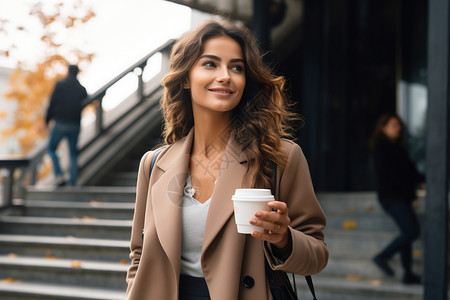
[
  {"xmin": 369, "ymin": 113, "xmax": 406, "ymax": 148},
  {"xmin": 161, "ymin": 19, "xmax": 298, "ymax": 188}
]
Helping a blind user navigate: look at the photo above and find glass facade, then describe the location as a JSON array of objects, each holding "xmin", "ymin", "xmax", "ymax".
[{"xmin": 277, "ymin": 0, "xmax": 428, "ymax": 191}]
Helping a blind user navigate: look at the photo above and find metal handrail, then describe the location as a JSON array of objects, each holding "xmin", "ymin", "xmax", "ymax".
[{"xmin": 0, "ymin": 39, "xmax": 175, "ymax": 209}]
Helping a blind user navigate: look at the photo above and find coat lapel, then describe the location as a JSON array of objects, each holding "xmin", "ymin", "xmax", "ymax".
[
  {"xmin": 202, "ymin": 136, "xmax": 249, "ymax": 254},
  {"xmin": 151, "ymin": 131, "xmax": 194, "ymax": 277}
]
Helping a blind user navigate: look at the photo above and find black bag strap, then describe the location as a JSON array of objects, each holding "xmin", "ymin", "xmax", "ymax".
[
  {"xmin": 149, "ymin": 148, "xmax": 163, "ymax": 179},
  {"xmin": 142, "ymin": 148, "xmax": 164, "ymax": 241},
  {"xmin": 271, "ymin": 163, "xmax": 318, "ymax": 300}
]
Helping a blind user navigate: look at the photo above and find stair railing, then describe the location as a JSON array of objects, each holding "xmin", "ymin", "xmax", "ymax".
[{"xmin": 0, "ymin": 39, "xmax": 175, "ymax": 209}]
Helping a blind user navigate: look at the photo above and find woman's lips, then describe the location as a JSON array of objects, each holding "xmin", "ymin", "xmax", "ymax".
[{"xmin": 208, "ymin": 88, "xmax": 234, "ymax": 94}]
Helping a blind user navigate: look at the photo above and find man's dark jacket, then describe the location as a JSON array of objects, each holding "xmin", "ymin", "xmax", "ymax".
[{"xmin": 45, "ymin": 74, "xmax": 87, "ymax": 125}]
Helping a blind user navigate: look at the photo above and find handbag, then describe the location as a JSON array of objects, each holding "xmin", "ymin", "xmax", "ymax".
[{"xmin": 266, "ymin": 163, "xmax": 318, "ymax": 300}]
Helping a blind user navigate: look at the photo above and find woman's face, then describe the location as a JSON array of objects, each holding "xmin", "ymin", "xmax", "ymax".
[
  {"xmin": 382, "ymin": 117, "xmax": 402, "ymax": 140},
  {"xmin": 185, "ymin": 35, "xmax": 246, "ymax": 116}
]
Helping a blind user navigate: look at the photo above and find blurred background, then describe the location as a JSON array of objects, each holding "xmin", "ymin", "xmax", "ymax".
[
  {"xmin": 0, "ymin": 0, "xmax": 446, "ymax": 300},
  {"xmin": 0, "ymin": 0, "xmax": 428, "ymax": 192}
]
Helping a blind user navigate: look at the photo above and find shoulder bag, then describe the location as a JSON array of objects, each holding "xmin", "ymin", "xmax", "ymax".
[{"xmin": 266, "ymin": 163, "xmax": 318, "ymax": 300}]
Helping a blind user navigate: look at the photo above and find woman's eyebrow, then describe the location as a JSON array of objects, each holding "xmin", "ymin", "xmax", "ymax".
[{"xmin": 199, "ymin": 54, "xmax": 244, "ymax": 64}]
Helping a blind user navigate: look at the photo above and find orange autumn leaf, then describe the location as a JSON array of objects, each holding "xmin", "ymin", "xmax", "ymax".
[
  {"xmin": 1, "ymin": 277, "xmax": 20, "ymax": 283},
  {"xmin": 345, "ymin": 207, "xmax": 356, "ymax": 213},
  {"xmin": 71, "ymin": 260, "xmax": 82, "ymax": 268},
  {"xmin": 342, "ymin": 220, "xmax": 358, "ymax": 230},
  {"xmin": 346, "ymin": 274, "xmax": 363, "ymax": 281},
  {"xmin": 45, "ymin": 251, "xmax": 61, "ymax": 260},
  {"xmin": 413, "ymin": 249, "xmax": 422, "ymax": 257},
  {"xmin": 370, "ymin": 280, "xmax": 382, "ymax": 286}
]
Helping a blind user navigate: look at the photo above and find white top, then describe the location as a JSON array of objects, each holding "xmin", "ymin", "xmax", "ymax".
[{"xmin": 180, "ymin": 172, "xmax": 212, "ymax": 277}]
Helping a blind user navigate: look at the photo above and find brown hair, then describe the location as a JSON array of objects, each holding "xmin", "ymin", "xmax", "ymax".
[
  {"xmin": 369, "ymin": 113, "xmax": 406, "ymax": 148},
  {"xmin": 160, "ymin": 19, "xmax": 298, "ymax": 188}
]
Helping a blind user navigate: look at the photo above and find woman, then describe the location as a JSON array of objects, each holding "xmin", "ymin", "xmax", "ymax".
[
  {"xmin": 126, "ymin": 20, "xmax": 328, "ymax": 300},
  {"xmin": 370, "ymin": 113, "xmax": 425, "ymax": 284}
]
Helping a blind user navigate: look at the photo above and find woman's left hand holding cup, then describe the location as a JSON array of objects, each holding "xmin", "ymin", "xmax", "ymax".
[{"xmin": 249, "ymin": 201, "xmax": 291, "ymax": 249}]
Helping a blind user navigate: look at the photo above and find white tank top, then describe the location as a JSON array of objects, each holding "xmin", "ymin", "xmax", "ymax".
[{"xmin": 180, "ymin": 172, "xmax": 212, "ymax": 277}]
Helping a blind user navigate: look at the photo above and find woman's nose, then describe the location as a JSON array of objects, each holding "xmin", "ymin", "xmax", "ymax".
[{"xmin": 216, "ymin": 67, "xmax": 231, "ymax": 83}]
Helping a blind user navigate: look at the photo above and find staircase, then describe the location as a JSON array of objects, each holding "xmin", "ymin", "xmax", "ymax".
[
  {"xmin": 0, "ymin": 187, "xmax": 429, "ymax": 300},
  {"xmin": 0, "ymin": 186, "xmax": 135, "ymax": 300},
  {"xmin": 296, "ymin": 192, "xmax": 425, "ymax": 300}
]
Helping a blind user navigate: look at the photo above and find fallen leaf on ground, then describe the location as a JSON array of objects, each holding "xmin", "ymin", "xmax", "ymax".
[
  {"xmin": 346, "ymin": 274, "xmax": 363, "ymax": 281},
  {"xmin": 1, "ymin": 277, "xmax": 20, "ymax": 283},
  {"xmin": 342, "ymin": 220, "xmax": 358, "ymax": 230},
  {"xmin": 370, "ymin": 280, "xmax": 382, "ymax": 286},
  {"xmin": 364, "ymin": 205, "xmax": 374, "ymax": 211},
  {"xmin": 82, "ymin": 216, "xmax": 96, "ymax": 223},
  {"xmin": 71, "ymin": 261, "xmax": 82, "ymax": 268},
  {"xmin": 45, "ymin": 251, "xmax": 61, "ymax": 260},
  {"xmin": 346, "ymin": 207, "xmax": 356, "ymax": 213}
]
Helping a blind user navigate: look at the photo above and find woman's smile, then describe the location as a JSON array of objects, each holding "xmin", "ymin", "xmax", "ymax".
[{"xmin": 208, "ymin": 87, "xmax": 234, "ymax": 95}]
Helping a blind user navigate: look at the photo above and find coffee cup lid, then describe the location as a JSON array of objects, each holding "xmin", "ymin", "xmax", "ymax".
[{"xmin": 232, "ymin": 188, "xmax": 274, "ymax": 201}]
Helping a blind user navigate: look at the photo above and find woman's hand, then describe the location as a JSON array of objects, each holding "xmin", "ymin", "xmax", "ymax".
[{"xmin": 249, "ymin": 201, "xmax": 291, "ymax": 249}]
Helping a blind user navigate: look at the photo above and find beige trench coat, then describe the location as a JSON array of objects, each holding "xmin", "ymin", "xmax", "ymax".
[{"xmin": 126, "ymin": 130, "xmax": 328, "ymax": 300}]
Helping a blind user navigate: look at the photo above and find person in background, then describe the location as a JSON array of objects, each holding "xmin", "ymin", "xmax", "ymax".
[
  {"xmin": 46, "ymin": 64, "xmax": 87, "ymax": 186},
  {"xmin": 126, "ymin": 20, "xmax": 328, "ymax": 300},
  {"xmin": 370, "ymin": 113, "xmax": 425, "ymax": 284}
]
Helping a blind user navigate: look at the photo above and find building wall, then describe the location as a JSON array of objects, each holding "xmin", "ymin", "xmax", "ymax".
[{"xmin": 276, "ymin": 0, "xmax": 427, "ymax": 191}]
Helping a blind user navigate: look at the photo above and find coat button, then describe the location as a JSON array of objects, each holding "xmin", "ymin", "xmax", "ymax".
[{"xmin": 243, "ymin": 276, "xmax": 255, "ymax": 288}]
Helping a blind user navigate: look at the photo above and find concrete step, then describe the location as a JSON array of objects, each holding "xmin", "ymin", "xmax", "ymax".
[
  {"xmin": 319, "ymin": 192, "xmax": 425, "ymax": 232},
  {"xmin": 0, "ymin": 281, "xmax": 125, "ymax": 300},
  {"xmin": 317, "ymin": 192, "xmax": 381, "ymax": 213},
  {"xmin": 0, "ymin": 216, "xmax": 131, "ymax": 240},
  {"xmin": 100, "ymin": 172, "xmax": 138, "ymax": 186},
  {"xmin": 0, "ymin": 255, "xmax": 128, "ymax": 290},
  {"xmin": 23, "ymin": 200, "xmax": 134, "ymax": 220},
  {"xmin": 325, "ymin": 229, "xmax": 423, "ymax": 259},
  {"xmin": 322, "ymin": 256, "xmax": 423, "ymax": 281},
  {"xmin": 295, "ymin": 275, "xmax": 423, "ymax": 300},
  {"xmin": 0, "ymin": 235, "xmax": 129, "ymax": 262},
  {"xmin": 317, "ymin": 192, "xmax": 425, "ymax": 215},
  {"xmin": 25, "ymin": 186, "xmax": 136, "ymax": 203},
  {"xmin": 325, "ymin": 210, "xmax": 399, "ymax": 232}
]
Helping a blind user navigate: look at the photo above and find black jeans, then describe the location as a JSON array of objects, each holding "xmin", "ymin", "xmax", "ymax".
[
  {"xmin": 379, "ymin": 200, "xmax": 420, "ymax": 273},
  {"xmin": 179, "ymin": 274, "xmax": 210, "ymax": 300}
]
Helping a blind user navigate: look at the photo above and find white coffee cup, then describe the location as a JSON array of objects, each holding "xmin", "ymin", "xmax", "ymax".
[{"xmin": 232, "ymin": 188, "xmax": 274, "ymax": 234}]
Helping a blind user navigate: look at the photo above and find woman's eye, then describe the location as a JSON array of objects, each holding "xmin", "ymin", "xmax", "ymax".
[
  {"xmin": 231, "ymin": 65, "xmax": 244, "ymax": 72},
  {"xmin": 203, "ymin": 61, "xmax": 216, "ymax": 68}
]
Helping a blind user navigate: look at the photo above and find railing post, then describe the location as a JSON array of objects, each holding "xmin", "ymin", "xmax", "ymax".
[
  {"xmin": 161, "ymin": 48, "xmax": 171, "ymax": 73},
  {"xmin": 135, "ymin": 67, "xmax": 144, "ymax": 102},
  {"xmin": 31, "ymin": 163, "xmax": 38, "ymax": 185},
  {"xmin": 95, "ymin": 93, "xmax": 105, "ymax": 135},
  {"xmin": 1, "ymin": 167, "xmax": 14, "ymax": 207}
]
